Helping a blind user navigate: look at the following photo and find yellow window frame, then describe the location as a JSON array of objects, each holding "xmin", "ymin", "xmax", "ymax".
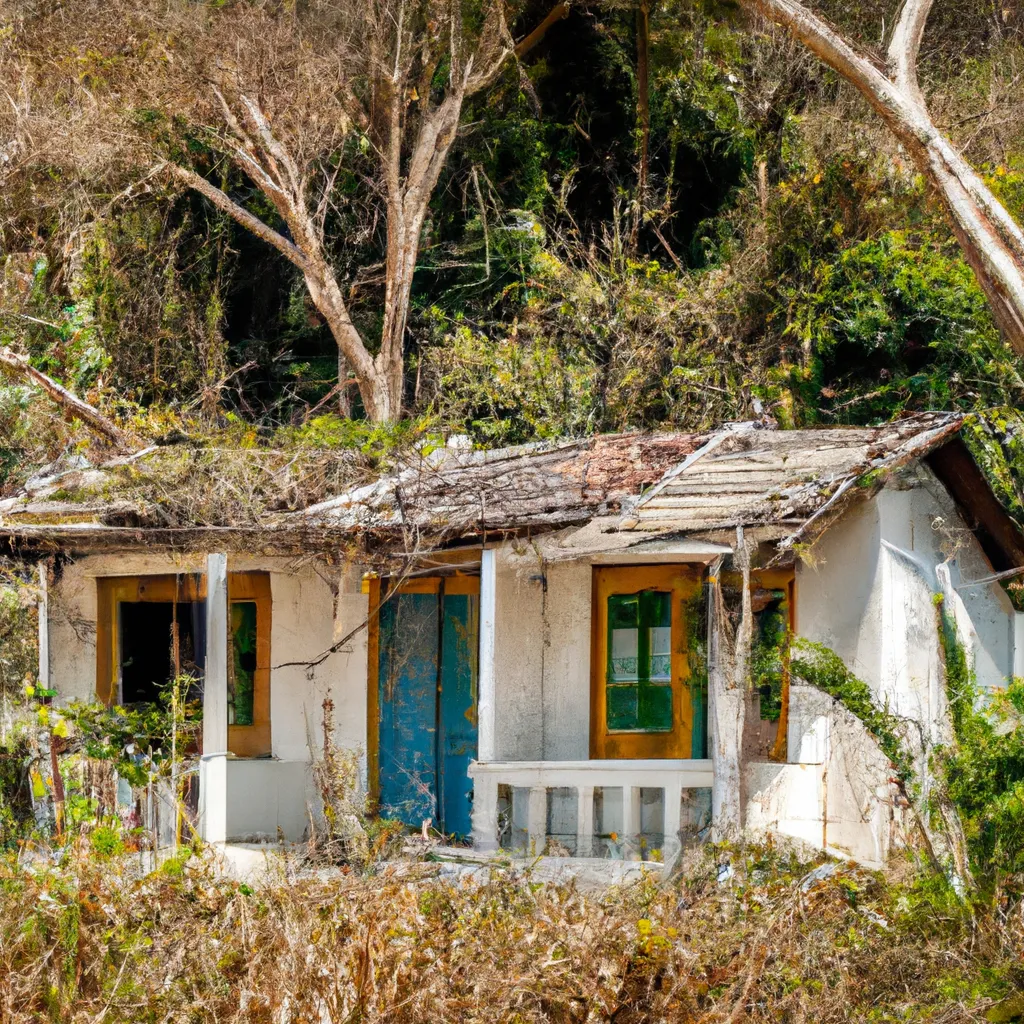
[
  {"xmin": 96, "ymin": 571, "xmax": 272, "ymax": 758},
  {"xmin": 590, "ymin": 564, "xmax": 702, "ymax": 759}
]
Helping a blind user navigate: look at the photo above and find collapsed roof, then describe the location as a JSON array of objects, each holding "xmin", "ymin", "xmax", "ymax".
[
  {"xmin": 2, "ymin": 412, "xmax": 1022, "ymax": 569},
  {"xmin": 295, "ymin": 412, "xmax": 965, "ymax": 539}
]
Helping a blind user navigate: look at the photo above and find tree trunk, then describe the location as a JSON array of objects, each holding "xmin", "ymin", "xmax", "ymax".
[
  {"xmin": 373, "ymin": 89, "xmax": 467, "ymax": 422},
  {"xmin": 709, "ymin": 529, "xmax": 755, "ymax": 841},
  {"xmin": 635, "ymin": 2, "xmax": 651, "ymax": 209},
  {"xmin": 337, "ymin": 350, "xmax": 352, "ymax": 419},
  {"xmin": 740, "ymin": 0, "xmax": 1024, "ymax": 357},
  {"xmin": 630, "ymin": 1, "xmax": 651, "ymax": 249}
]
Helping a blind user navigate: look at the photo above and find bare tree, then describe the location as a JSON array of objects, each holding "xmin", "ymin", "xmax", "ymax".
[
  {"xmin": 737, "ymin": 0, "xmax": 1024, "ymax": 356},
  {"xmin": 8, "ymin": 0, "xmax": 518, "ymax": 423}
]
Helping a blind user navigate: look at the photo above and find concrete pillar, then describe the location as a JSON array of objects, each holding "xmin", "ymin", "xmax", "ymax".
[
  {"xmin": 203, "ymin": 553, "xmax": 229, "ymax": 756},
  {"xmin": 478, "ymin": 547, "xmax": 497, "ymax": 762},
  {"xmin": 662, "ymin": 781, "xmax": 682, "ymax": 861},
  {"xmin": 471, "ymin": 773, "xmax": 499, "ymax": 852},
  {"xmin": 37, "ymin": 561, "xmax": 49, "ymax": 691},
  {"xmin": 622, "ymin": 786, "xmax": 642, "ymax": 841},
  {"xmin": 199, "ymin": 553, "xmax": 229, "ymax": 843},
  {"xmin": 576, "ymin": 785, "xmax": 595, "ymax": 858},
  {"xmin": 198, "ymin": 753, "xmax": 227, "ymax": 845},
  {"xmin": 527, "ymin": 785, "xmax": 547, "ymax": 854},
  {"xmin": 1014, "ymin": 613, "xmax": 1024, "ymax": 680}
]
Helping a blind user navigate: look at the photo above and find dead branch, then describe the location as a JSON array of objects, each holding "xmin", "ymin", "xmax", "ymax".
[{"xmin": 0, "ymin": 346, "xmax": 133, "ymax": 452}]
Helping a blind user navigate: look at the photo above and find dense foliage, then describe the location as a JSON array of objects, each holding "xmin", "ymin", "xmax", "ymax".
[{"xmin": 1, "ymin": 1, "xmax": 1023, "ymax": 487}]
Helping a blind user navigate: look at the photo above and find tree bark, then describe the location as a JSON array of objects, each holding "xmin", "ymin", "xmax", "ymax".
[
  {"xmin": 739, "ymin": 0, "xmax": 1024, "ymax": 357},
  {"xmin": 636, "ymin": 2, "xmax": 651, "ymax": 206},
  {"xmin": 0, "ymin": 346, "xmax": 133, "ymax": 452},
  {"xmin": 709, "ymin": 530, "xmax": 754, "ymax": 841}
]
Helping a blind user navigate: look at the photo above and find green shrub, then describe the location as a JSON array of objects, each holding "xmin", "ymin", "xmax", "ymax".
[{"xmin": 88, "ymin": 824, "xmax": 126, "ymax": 859}]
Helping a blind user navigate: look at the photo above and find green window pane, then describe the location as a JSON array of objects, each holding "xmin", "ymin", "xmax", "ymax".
[
  {"xmin": 638, "ymin": 683, "xmax": 673, "ymax": 731},
  {"xmin": 607, "ymin": 684, "xmax": 639, "ymax": 730},
  {"xmin": 643, "ymin": 591, "xmax": 671, "ymax": 682},
  {"xmin": 230, "ymin": 601, "xmax": 258, "ymax": 727},
  {"xmin": 606, "ymin": 589, "xmax": 674, "ymax": 732},
  {"xmin": 608, "ymin": 594, "xmax": 639, "ymax": 681}
]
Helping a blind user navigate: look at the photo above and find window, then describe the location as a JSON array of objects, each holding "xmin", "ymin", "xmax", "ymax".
[
  {"xmin": 591, "ymin": 565, "xmax": 702, "ymax": 759},
  {"xmin": 96, "ymin": 572, "xmax": 272, "ymax": 757},
  {"xmin": 230, "ymin": 601, "xmax": 258, "ymax": 726},
  {"xmin": 606, "ymin": 591, "xmax": 673, "ymax": 732}
]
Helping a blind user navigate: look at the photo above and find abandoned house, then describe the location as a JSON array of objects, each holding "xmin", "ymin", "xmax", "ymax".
[{"xmin": 2, "ymin": 411, "xmax": 1023, "ymax": 868}]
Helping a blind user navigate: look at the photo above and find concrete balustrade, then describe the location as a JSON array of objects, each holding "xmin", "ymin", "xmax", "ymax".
[{"xmin": 467, "ymin": 759, "xmax": 713, "ymax": 858}]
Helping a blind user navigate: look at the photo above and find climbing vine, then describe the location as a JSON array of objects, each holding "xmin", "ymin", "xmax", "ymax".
[{"xmin": 935, "ymin": 596, "xmax": 1024, "ymax": 876}]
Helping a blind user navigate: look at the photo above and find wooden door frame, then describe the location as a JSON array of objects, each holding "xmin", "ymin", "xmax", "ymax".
[{"xmin": 590, "ymin": 564, "xmax": 702, "ymax": 760}]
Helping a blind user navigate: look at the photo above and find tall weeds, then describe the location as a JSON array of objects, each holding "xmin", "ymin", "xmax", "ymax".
[{"xmin": 0, "ymin": 845, "xmax": 1018, "ymax": 1022}]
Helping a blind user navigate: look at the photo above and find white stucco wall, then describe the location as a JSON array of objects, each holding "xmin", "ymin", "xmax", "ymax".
[
  {"xmin": 492, "ymin": 546, "xmax": 545, "ymax": 760},
  {"xmin": 776, "ymin": 463, "xmax": 1020, "ymax": 864},
  {"xmin": 745, "ymin": 684, "xmax": 904, "ymax": 868},
  {"xmin": 796, "ymin": 463, "xmax": 1017, "ymax": 723}
]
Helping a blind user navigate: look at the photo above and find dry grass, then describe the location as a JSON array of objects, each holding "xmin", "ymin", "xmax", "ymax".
[{"xmin": 0, "ymin": 844, "xmax": 1020, "ymax": 1023}]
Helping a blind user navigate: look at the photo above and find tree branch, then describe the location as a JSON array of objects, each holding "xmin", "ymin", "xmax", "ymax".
[
  {"xmin": 888, "ymin": 0, "xmax": 935, "ymax": 109},
  {"xmin": 740, "ymin": 0, "xmax": 1024, "ymax": 355},
  {"xmin": 164, "ymin": 163, "xmax": 310, "ymax": 271},
  {"xmin": 514, "ymin": 3, "xmax": 569, "ymax": 59},
  {"xmin": 0, "ymin": 346, "xmax": 133, "ymax": 452},
  {"xmin": 741, "ymin": 0, "xmax": 914, "ymax": 131}
]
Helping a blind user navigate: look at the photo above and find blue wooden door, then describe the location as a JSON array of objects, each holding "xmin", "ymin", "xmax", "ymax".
[{"xmin": 377, "ymin": 583, "xmax": 478, "ymax": 837}]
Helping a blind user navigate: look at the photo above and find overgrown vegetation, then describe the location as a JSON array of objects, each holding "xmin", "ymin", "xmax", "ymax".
[
  {"xmin": 1, "ymin": 842, "xmax": 1022, "ymax": 1022},
  {"xmin": 1, "ymin": 2, "xmax": 1024, "ymax": 467},
  {"xmin": 936, "ymin": 601, "xmax": 1024, "ymax": 879}
]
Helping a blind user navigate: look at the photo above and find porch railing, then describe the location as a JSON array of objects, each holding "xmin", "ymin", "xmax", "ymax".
[{"xmin": 467, "ymin": 759, "xmax": 713, "ymax": 857}]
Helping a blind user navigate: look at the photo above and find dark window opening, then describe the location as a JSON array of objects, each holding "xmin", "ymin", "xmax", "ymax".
[
  {"xmin": 119, "ymin": 602, "xmax": 205, "ymax": 705},
  {"xmin": 752, "ymin": 590, "xmax": 789, "ymax": 721},
  {"xmin": 230, "ymin": 601, "xmax": 258, "ymax": 726}
]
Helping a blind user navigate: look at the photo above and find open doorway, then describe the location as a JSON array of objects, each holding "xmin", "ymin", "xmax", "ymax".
[{"xmin": 118, "ymin": 601, "xmax": 205, "ymax": 704}]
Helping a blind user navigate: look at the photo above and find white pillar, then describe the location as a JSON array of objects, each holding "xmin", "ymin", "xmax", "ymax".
[
  {"xmin": 198, "ymin": 753, "xmax": 227, "ymax": 845},
  {"xmin": 37, "ymin": 561, "xmax": 50, "ymax": 691},
  {"xmin": 662, "ymin": 781, "xmax": 682, "ymax": 863},
  {"xmin": 1014, "ymin": 612, "xmax": 1024, "ymax": 680},
  {"xmin": 478, "ymin": 547, "xmax": 497, "ymax": 762},
  {"xmin": 470, "ymin": 772, "xmax": 499, "ymax": 852},
  {"xmin": 527, "ymin": 785, "xmax": 547, "ymax": 854},
  {"xmin": 576, "ymin": 785, "xmax": 595, "ymax": 858},
  {"xmin": 199, "ymin": 553, "xmax": 229, "ymax": 843},
  {"xmin": 622, "ymin": 786, "xmax": 642, "ymax": 842},
  {"xmin": 203, "ymin": 553, "xmax": 229, "ymax": 756}
]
